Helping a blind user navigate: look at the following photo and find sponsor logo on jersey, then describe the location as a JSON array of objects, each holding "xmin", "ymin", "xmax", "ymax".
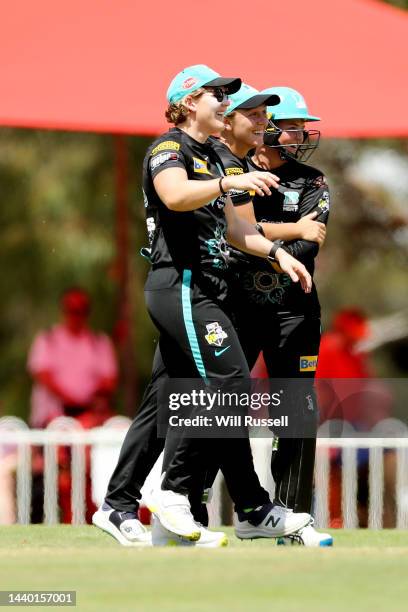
[
  {"xmin": 150, "ymin": 152, "xmax": 179, "ymax": 170},
  {"xmin": 182, "ymin": 77, "xmax": 197, "ymax": 90},
  {"xmin": 300, "ymin": 355, "xmax": 318, "ymax": 372},
  {"xmin": 193, "ymin": 157, "xmax": 212, "ymax": 175},
  {"xmin": 151, "ymin": 141, "xmax": 180, "ymax": 156},
  {"xmin": 283, "ymin": 191, "xmax": 300, "ymax": 212},
  {"xmin": 225, "ymin": 167, "xmax": 244, "ymax": 176},
  {"xmin": 318, "ymin": 191, "xmax": 330, "ymax": 212},
  {"xmin": 205, "ymin": 322, "xmax": 228, "ymax": 347}
]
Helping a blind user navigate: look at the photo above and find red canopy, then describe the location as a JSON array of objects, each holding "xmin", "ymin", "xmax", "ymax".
[{"xmin": 1, "ymin": 0, "xmax": 407, "ymax": 137}]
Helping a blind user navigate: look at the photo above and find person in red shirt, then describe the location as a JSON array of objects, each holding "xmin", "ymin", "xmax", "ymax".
[
  {"xmin": 28, "ymin": 288, "xmax": 118, "ymax": 427},
  {"xmin": 317, "ymin": 308, "xmax": 370, "ymax": 379},
  {"xmin": 27, "ymin": 288, "xmax": 118, "ymax": 523}
]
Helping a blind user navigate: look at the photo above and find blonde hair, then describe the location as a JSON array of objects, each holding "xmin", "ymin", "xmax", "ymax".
[{"xmin": 165, "ymin": 88, "xmax": 206, "ymax": 125}]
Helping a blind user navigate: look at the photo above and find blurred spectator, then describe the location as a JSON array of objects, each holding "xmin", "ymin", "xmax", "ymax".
[
  {"xmin": 317, "ymin": 308, "xmax": 396, "ymax": 527},
  {"xmin": 317, "ymin": 308, "xmax": 371, "ymax": 379},
  {"xmin": 28, "ymin": 287, "xmax": 118, "ymax": 427},
  {"xmin": 0, "ymin": 439, "xmax": 17, "ymax": 524},
  {"xmin": 27, "ymin": 287, "xmax": 119, "ymax": 523},
  {"xmin": 0, "ymin": 456, "xmax": 16, "ymax": 523}
]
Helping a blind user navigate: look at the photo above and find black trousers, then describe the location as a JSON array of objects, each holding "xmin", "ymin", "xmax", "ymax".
[
  {"xmin": 234, "ymin": 301, "xmax": 321, "ymax": 514},
  {"xmin": 105, "ymin": 269, "xmax": 269, "ymax": 514},
  {"xmin": 105, "ymin": 345, "xmax": 166, "ymax": 512}
]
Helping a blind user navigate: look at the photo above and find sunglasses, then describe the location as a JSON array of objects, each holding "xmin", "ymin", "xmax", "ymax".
[{"xmin": 204, "ymin": 87, "xmax": 229, "ymax": 103}]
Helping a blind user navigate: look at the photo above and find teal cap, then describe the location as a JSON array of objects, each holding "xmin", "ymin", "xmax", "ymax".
[
  {"xmin": 167, "ymin": 65, "xmax": 241, "ymax": 104},
  {"xmin": 263, "ymin": 87, "xmax": 320, "ymax": 121},
  {"xmin": 225, "ymin": 83, "xmax": 280, "ymax": 116}
]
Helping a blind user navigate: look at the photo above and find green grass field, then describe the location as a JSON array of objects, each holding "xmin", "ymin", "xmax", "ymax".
[{"xmin": 1, "ymin": 527, "xmax": 408, "ymax": 612}]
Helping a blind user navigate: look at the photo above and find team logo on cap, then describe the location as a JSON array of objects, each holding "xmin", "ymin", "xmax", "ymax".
[
  {"xmin": 193, "ymin": 157, "xmax": 212, "ymax": 175},
  {"xmin": 183, "ymin": 77, "xmax": 198, "ymax": 90}
]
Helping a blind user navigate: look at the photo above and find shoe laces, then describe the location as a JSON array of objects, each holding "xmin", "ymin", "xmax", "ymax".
[{"xmin": 272, "ymin": 504, "xmax": 293, "ymax": 517}]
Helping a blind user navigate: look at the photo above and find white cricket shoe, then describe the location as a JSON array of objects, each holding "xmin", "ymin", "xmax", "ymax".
[
  {"xmin": 151, "ymin": 516, "xmax": 228, "ymax": 548},
  {"xmin": 277, "ymin": 520, "xmax": 333, "ymax": 547},
  {"xmin": 196, "ymin": 525, "xmax": 228, "ymax": 548},
  {"xmin": 235, "ymin": 503, "xmax": 311, "ymax": 540},
  {"xmin": 92, "ymin": 503, "xmax": 151, "ymax": 547},
  {"xmin": 148, "ymin": 488, "xmax": 201, "ymax": 541}
]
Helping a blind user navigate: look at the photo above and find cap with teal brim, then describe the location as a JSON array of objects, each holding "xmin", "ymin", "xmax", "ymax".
[
  {"xmin": 225, "ymin": 83, "xmax": 280, "ymax": 116},
  {"xmin": 167, "ymin": 65, "xmax": 241, "ymax": 104},
  {"xmin": 263, "ymin": 87, "xmax": 320, "ymax": 121}
]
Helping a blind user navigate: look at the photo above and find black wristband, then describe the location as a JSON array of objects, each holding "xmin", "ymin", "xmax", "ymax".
[
  {"xmin": 219, "ymin": 177, "xmax": 227, "ymax": 195},
  {"xmin": 255, "ymin": 223, "xmax": 265, "ymax": 237},
  {"xmin": 267, "ymin": 240, "xmax": 284, "ymax": 261}
]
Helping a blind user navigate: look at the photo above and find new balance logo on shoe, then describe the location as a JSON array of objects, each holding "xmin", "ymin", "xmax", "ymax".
[{"xmin": 265, "ymin": 515, "xmax": 281, "ymax": 528}]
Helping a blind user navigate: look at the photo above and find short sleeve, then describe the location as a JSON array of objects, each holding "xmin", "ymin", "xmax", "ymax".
[
  {"xmin": 149, "ymin": 140, "xmax": 187, "ymax": 179},
  {"xmin": 224, "ymin": 167, "xmax": 252, "ymax": 207},
  {"xmin": 27, "ymin": 332, "xmax": 53, "ymax": 374},
  {"xmin": 301, "ymin": 173, "xmax": 331, "ymax": 223}
]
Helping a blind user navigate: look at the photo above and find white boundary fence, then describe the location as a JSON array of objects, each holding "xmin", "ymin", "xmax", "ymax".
[{"xmin": 1, "ymin": 416, "xmax": 408, "ymax": 528}]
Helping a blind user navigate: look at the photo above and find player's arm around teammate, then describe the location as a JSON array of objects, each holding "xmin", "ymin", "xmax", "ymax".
[
  {"xmin": 153, "ymin": 154, "xmax": 312, "ymax": 290},
  {"xmin": 151, "ymin": 79, "xmax": 311, "ymax": 288}
]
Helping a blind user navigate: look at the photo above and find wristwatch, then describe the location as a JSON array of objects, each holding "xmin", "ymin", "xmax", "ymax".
[{"xmin": 266, "ymin": 240, "xmax": 284, "ymax": 262}]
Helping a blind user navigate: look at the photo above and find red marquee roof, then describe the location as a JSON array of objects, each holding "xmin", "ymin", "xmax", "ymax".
[{"xmin": 1, "ymin": 0, "xmax": 407, "ymax": 137}]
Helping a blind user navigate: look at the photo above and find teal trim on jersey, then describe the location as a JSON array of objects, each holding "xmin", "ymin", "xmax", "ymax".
[
  {"xmin": 215, "ymin": 162, "xmax": 225, "ymax": 177},
  {"xmin": 181, "ymin": 269, "xmax": 206, "ymax": 378}
]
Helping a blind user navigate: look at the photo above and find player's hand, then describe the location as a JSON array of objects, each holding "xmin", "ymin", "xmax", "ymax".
[
  {"xmin": 223, "ymin": 171, "xmax": 280, "ymax": 197},
  {"xmin": 274, "ymin": 248, "xmax": 312, "ymax": 293},
  {"xmin": 296, "ymin": 212, "xmax": 326, "ymax": 245}
]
